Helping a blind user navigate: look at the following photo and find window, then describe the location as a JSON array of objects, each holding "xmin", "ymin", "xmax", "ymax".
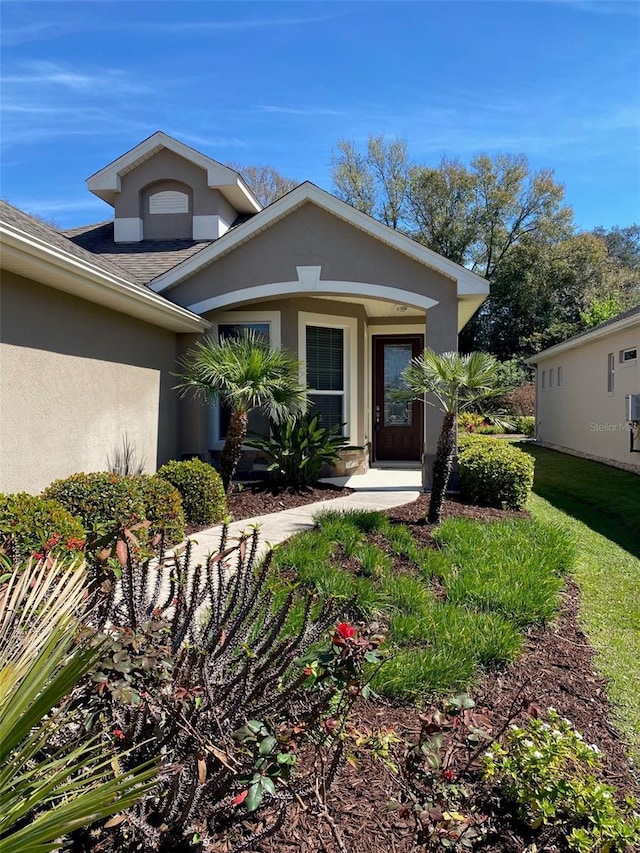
[
  {"xmin": 549, "ymin": 368, "xmax": 555, "ymax": 388},
  {"xmin": 607, "ymin": 353, "xmax": 615, "ymax": 392},
  {"xmin": 306, "ymin": 325, "xmax": 345, "ymax": 431},
  {"xmin": 620, "ymin": 347, "xmax": 637, "ymax": 364},
  {"xmin": 149, "ymin": 190, "xmax": 189, "ymax": 214},
  {"xmin": 557, "ymin": 366, "xmax": 563, "ymax": 387},
  {"xmin": 541, "ymin": 370, "xmax": 546, "ymax": 389}
]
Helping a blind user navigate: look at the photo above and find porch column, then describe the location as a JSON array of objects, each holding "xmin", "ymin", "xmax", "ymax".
[{"xmin": 422, "ymin": 302, "xmax": 458, "ymax": 491}]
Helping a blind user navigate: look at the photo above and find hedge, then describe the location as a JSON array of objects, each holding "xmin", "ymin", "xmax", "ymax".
[
  {"xmin": 0, "ymin": 492, "xmax": 86, "ymax": 564},
  {"xmin": 458, "ymin": 440, "xmax": 534, "ymax": 510}
]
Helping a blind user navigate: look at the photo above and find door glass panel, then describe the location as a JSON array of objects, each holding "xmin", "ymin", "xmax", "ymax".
[{"xmin": 383, "ymin": 344, "xmax": 412, "ymax": 426}]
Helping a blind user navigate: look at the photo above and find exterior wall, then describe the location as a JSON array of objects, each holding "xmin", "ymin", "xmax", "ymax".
[
  {"xmin": 141, "ymin": 179, "xmax": 193, "ymax": 240},
  {"xmin": 166, "ymin": 202, "xmax": 458, "ymax": 311},
  {"xmin": 535, "ymin": 324, "xmax": 639, "ymax": 469},
  {"xmin": 0, "ymin": 271, "xmax": 181, "ymax": 494}
]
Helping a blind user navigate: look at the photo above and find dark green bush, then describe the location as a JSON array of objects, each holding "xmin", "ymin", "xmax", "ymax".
[
  {"xmin": 246, "ymin": 413, "xmax": 349, "ymax": 490},
  {"xmin": 42, "ymin": 472, "xmax": 147, "ymax": 543},
  {"xmin": 458, "ymin": 441, "xmax": 535, "ymax": 510},
  {"xmin": 0, "ymin": 492, "xmax": 86, "ymax": 563},
  {"xmin": 156, "ymin": 459, "xmax": 226, "ymax": 527},
  {"xmin": 135, "ymin": 474, "xmax": 185, "ymax": 546}
]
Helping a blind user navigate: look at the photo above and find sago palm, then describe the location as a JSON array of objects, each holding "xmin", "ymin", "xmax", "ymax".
[
  {"xmin": 403, "ymin": 349, "xmax": 502, "ymax": 524},
  {"xmin": 0, "ymin": 558, "xmax": 157, "ymax": 853},
  {"xmin": 176, "ymin": 330, "xmax": 306, "ymax": 491}
]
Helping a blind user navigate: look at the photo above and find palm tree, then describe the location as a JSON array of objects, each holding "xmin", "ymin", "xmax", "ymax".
[
  {"xmin": 176, "ymin": 330, "xmax": 306, "ymax": 492},
  {"xmin": 403, "ymin": 349, "xmax": 502, "ymax": 525}
]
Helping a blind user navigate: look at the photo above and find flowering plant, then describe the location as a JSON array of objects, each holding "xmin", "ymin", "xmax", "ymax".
[{"xmin": 483, "ymin": 709, "xmax": 640, "ymax": 851}]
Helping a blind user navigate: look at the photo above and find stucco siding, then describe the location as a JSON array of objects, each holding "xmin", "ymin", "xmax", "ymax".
[
  {"xmin": 535, "ymin": 325, "xmax": 639, "ymax": 469},
  {"xmin": 0, "ymin": 271, "xmax": 180, "ymax": 493},
  {"xmin": 166, "ymin": 202, "xmax": 459, "ymax": 313}
]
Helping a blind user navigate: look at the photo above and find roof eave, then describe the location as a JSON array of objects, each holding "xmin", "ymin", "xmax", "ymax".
[
  {"xmin": 526, "ymin": 313, "xmax": 640, "ymax": 364},
  {"xmin": 0, "ymin": 222, "xmax": 210, "ymax": 334}
]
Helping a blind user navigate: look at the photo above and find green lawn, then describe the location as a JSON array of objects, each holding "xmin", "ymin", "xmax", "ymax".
[
  {"xmin": 517, "ymin": 443, "xmax": 640, "ymax": 756},
  {"xmin": 269, "ymin": 508, "xmax": 574, "ymax": 701}
]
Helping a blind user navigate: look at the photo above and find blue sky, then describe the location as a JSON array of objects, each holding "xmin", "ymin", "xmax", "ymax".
[{"xmin": 2, "ymin": 0, "xmax": 639, "ymax": 231}]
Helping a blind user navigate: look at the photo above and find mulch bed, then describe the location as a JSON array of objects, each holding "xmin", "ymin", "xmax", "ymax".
[
  {"xmin": 216, "ymin": 498, "xmax": 639, "ymax": 853},
  {"xmin": 185, "ymin": 484, "xmax": 353, "ymax": 537}
]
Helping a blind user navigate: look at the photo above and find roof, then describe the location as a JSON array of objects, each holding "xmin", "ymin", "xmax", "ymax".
[
  {"xmin": 65, "ymin": 220, "xmax": 215, "ymax": 286},
  {"xmin": 86, "ymin": 131, "xmax": 262, "ymax": 214},
  {"xmin": 0, "ymin": 201, "xmax": 209, "ymax": 333},
  {"xmin": 527, "ymin": 304, "xmax": 640, "ymax": 363}
]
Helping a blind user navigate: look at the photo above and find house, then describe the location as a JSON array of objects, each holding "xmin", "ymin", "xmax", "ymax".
[
  {"xmin": 0, "ymin": 132, "xmax": 489, "ymax": 494},
  {"xmin": 527, "ymin": 306, "xmax": 640, "ymax": 471}
]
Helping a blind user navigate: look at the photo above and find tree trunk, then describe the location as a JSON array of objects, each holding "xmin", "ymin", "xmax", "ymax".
[
  {"xmin": 219, "ymin": 410, "xmax": 248, "ymax": 493},
  {"xmin": 428, "ymin": 410, "xmax": 457, "ymax": 525}
]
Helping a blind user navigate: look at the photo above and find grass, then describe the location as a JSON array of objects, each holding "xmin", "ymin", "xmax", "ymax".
[
  {"xmin": 269, "ymin": 507, "xmax": 575, "ymax": 701},
  {"xmin": 517, "ymin": 443, "xmax": 640, "ymax": 756}
]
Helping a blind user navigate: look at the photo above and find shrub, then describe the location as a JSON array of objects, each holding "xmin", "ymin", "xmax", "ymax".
[
  {"xmin": 246, "ymin": 412, "xmax": 349, "ymax": 490},
  {"xmin": 501, "ymin": 382, "xmax": 536, "ymax": 416},
  {"xmin": 156, "ymin": 458, "xmax": 226, "ymax": 527},
  {"xmin": 73, "ymin": 527, "xmax": 374, "ymax": 850},
  {"xmin": 42, "ymin": 472, "xmax": 146, "ymax": 543},
  {"xmin": 457, "ymin": 412, "xmax": 485, "ymax": 433},
  {"xmin": 0, "ymin": 492, "xmax": 86, "ymax": 564},
  {"xmin": 483, "ymin": 709, "xmax": 640, "ymax": 851},
  {"xmin": 458, "ymin": 440, "xmax": 535, "ymax": 509},
  {"xmin": 135, "ymin": 474, "xmax": 185, "ymax": 546},
  {"xmin": 475, "ymin": 423, "xmax": 505, "ymax": 435},
  {"xmin": 514, "ymin": 415, "xmax": 535, "ymax": 437}
]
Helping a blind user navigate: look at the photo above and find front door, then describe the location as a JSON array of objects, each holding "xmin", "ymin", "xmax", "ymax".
[{"xmin": 373, "ymin": 336, "xmax": 423, "ymax": 461}]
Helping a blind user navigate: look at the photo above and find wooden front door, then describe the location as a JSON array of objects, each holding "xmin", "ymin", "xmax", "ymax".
[{"xmin": 373, "ymin": 336, "xmax": 423, "ymax": 461}]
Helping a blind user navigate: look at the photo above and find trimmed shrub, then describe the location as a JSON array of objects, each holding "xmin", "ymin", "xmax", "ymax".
[
  {"xmin": 456, "ymin": 432, "xmax": 499, "ymax": 454},
  {"xmin": 135, "ymin": 474, "xmax": 185, "ymax": 546},
  {"xmin": 458, "ymin": 441, "xmax": 534, "ymax": 510},
  {"xmin": 0, "ymin": 492, "xmax": 86, "ymax": 564},
  {"xmin": 42, "ymin": 472, "xmax": 146, "ymax": 543},
  {"xmin": 156, "ymin": 459, "xmax": 226, "ymax": 527}
]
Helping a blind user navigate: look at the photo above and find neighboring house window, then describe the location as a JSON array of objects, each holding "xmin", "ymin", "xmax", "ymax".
[
  {"xmin": 549, "ymin": 368, "xmax": 554, "ymax": 388},
  {"xmin": 607, "ymin": 353, "xmax": 615, "ymax": 392},
  {"xmin": 306, "ymin": 325, "xmax": 345, "ymax": 432},
  {"xmin": 149, "ymin": 190, "xmax": 189, "ymax": 214},
  {"xmin": 557, "ymin": 366, "xmax": 563, "ymax": 387},
  {"xmin": 541, "ymin": 370, "xmax": 546, "ymax": 389},
  {"xmin": 620, "ymin": 347, "xmax": 637, "ymax": 364}
]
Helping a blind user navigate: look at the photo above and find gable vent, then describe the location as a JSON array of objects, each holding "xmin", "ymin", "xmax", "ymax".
[{"xmin": 149, "ymin": 190, "xmax": 189, "ymax": 214}]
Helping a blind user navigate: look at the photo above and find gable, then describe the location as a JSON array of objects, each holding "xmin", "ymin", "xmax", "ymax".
[{"xmin": 166, "ymin": 201, "xmax": 459, "ymax": 314}]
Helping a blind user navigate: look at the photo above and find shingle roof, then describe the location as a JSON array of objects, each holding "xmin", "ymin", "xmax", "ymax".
[
  {"xmin": 0, "ymin": 201, "xmax": 136, "ymax": 282},
  {"xmin": 65, "ymin": 221, "xmax": 215, "ymax": 285}
]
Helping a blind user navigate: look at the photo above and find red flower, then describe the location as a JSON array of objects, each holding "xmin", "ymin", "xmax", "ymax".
[
  {"xmin": 112, "ymin": 728, "xmax": 126, "ymax": 740},
  {"xmin": 45, "ymin": 533, "xmax": 62, "ymax": 549},
  {"xmin": 67, "ymin": 537, "xmax": 85, "ymax": 550},
  {"xmin": 335, "ymin": 622, "xmax": 356, "ymax": 640},
  {"xmin": 231, "ymin": 790, "xmax": 248, "ymax": 806},
  {"xmin": 32, "ymin": 552, "xmax": 44, "ymax": 561},
  {"xmin": 302, "ymin": 665, "xmax": 314, "ymax": 676},
  {"xmin": 442, "ymin": 769, "xmax": 455, "ymax": 781}
]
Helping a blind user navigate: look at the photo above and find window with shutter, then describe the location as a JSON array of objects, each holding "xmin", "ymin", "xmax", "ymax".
[{"xmin": 306, "ymin": 325, "xmax": 344, "ymax": 431}]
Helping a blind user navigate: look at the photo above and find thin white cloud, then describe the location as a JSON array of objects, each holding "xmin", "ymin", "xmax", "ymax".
[
  {"xmin": 2, "ymin": 61, "xmax": 150, "ymax": 95},
  {"xmin": 146, "ymin": 13, "xmax": 350, "ymax": 32},
  {"xmin": 256, "ymin": 105, "xmax": 347, "ymax": 117},
  {"xmin": 550, "ymin": 0, "xmax": 640, "ymax": 16}
]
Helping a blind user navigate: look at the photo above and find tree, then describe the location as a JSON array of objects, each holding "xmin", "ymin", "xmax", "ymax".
[
  {"xmin": 226, "ymin": 162, "xmax": 298, "ymax": 207},
  {"xmin": 331, "ymin": 135, "xmax": 409, "ymax": 227},
  {"xmin": 176, "ymin": 331, "xmax": 306, "ymax": 491},
  {"xmin": 403, "ymin": 349, "xmax": 502, "ymax": 524}
]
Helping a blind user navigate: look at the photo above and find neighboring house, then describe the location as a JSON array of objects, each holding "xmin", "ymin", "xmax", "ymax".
[
  {"xmin": 527, "ymin": 306, "xmax": 640, "ymax": 471},
  {"xmin": 0, "ymin": 131, "xmax": 489, "ymax": 494}
]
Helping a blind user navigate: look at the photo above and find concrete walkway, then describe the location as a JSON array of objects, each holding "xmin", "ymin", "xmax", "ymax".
[{"xmin": 183, "ymin": 468, "xmax": 423, "ymax": 566}]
